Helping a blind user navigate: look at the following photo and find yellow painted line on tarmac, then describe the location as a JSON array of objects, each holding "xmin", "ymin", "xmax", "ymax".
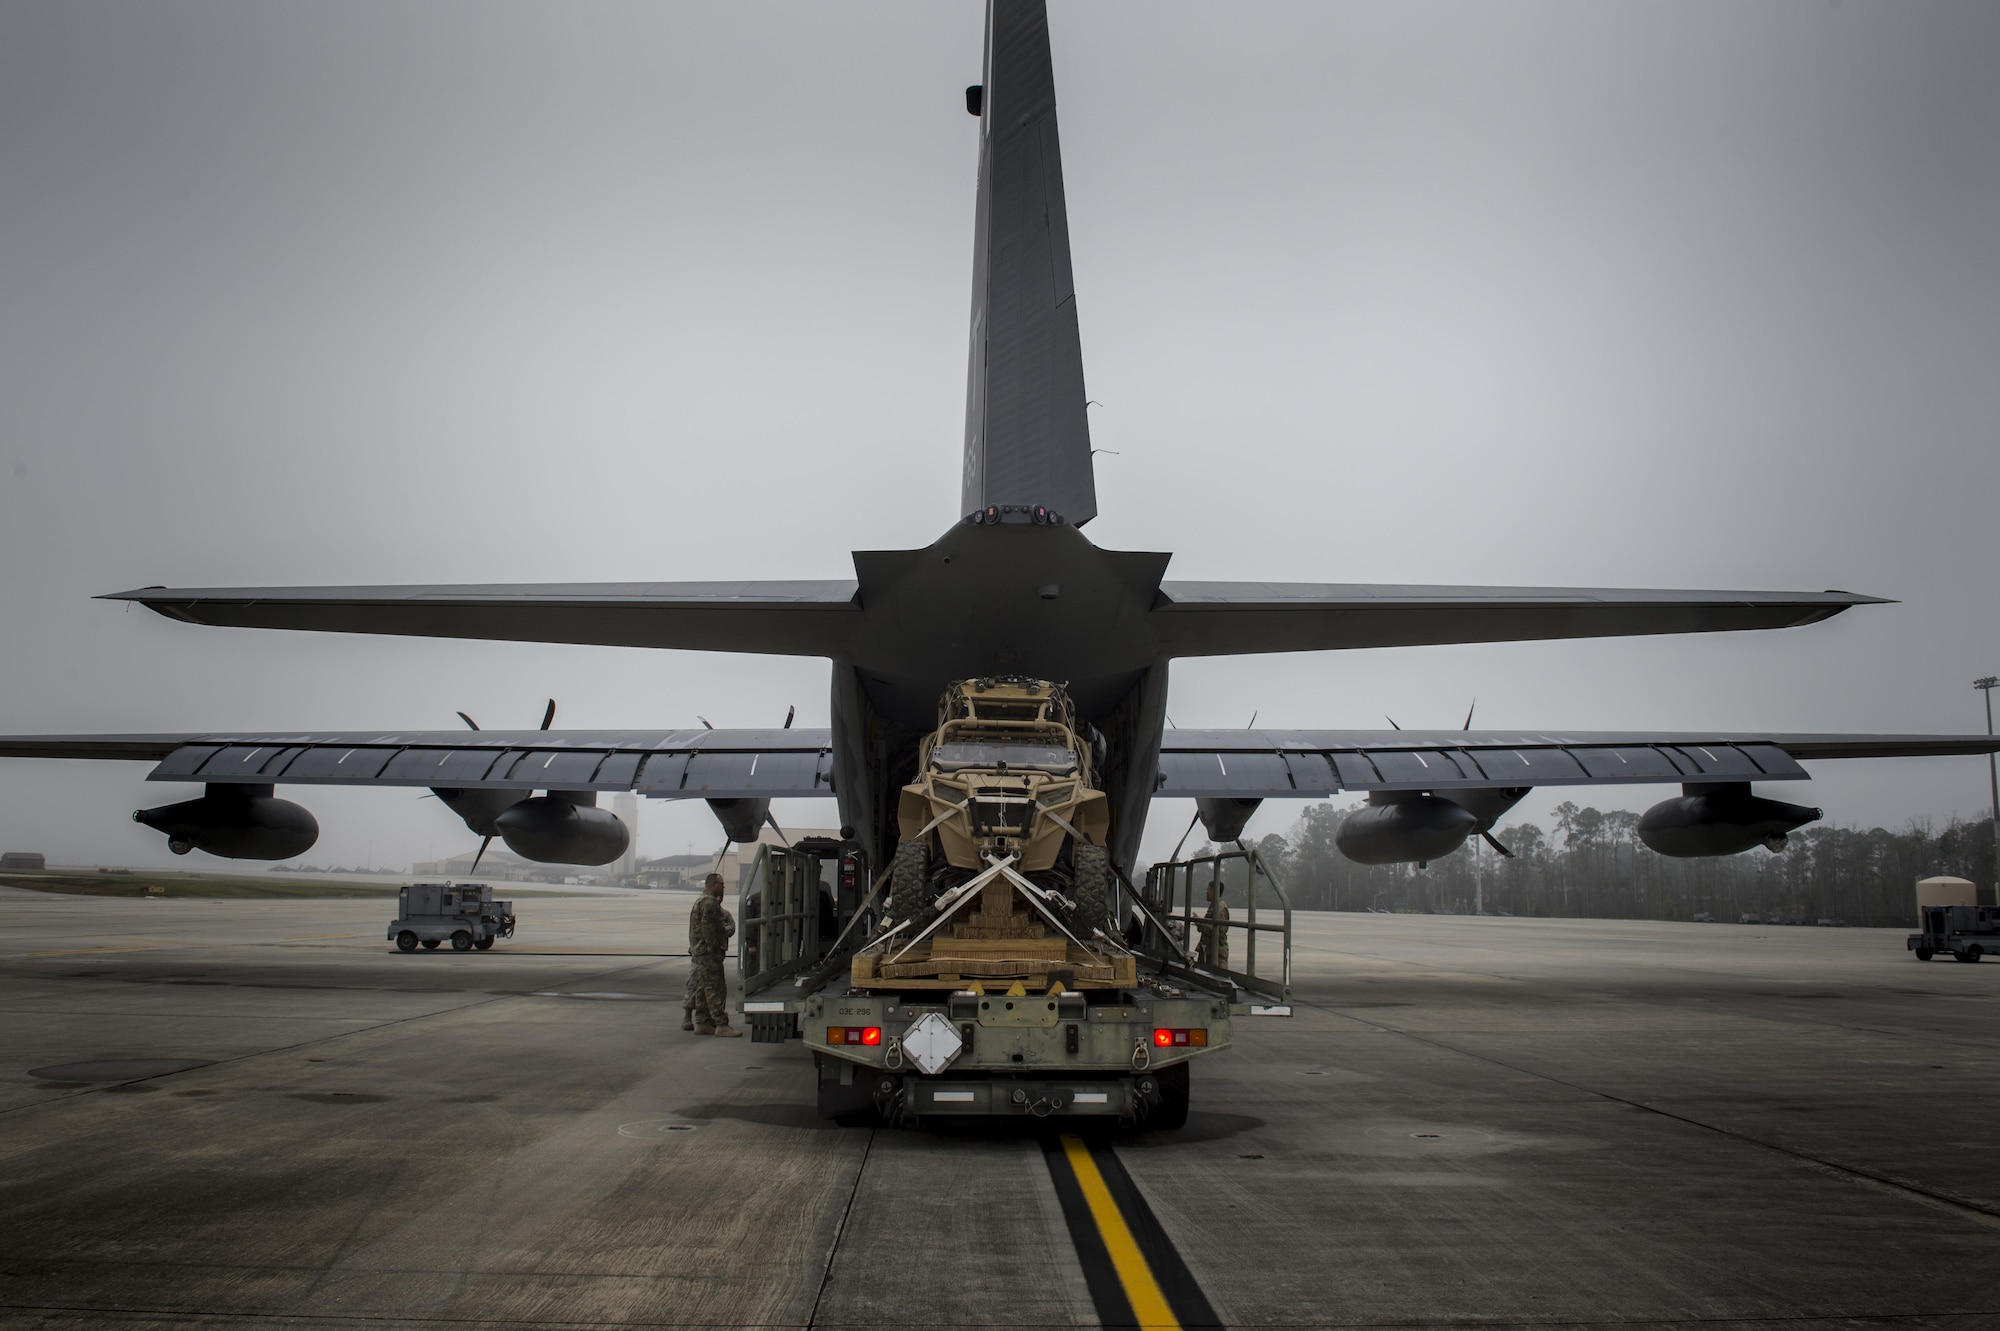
[
  {"xmin": 1060, "ymin": 1134, "xmax": 1180, "ymax": 1331},
  {"xmin": 280, "ymin": 933, "xmax": 356, "ymax": 941},
  {"xmin": 24, "ymin": 945, "xmax": 157, "ymax": 958}
]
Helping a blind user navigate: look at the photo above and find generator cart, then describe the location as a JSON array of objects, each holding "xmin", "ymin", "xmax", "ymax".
[
  {"xmin": 389, "ymin": 882, "xmax": 515, "ymax": 952},
  {"xmin": 736, "ymin": 677, "xmax": 1292, "ymax": 1127}
]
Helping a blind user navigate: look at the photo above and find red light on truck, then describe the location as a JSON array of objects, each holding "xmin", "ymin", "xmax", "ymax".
[
  {"xmin": 1153, "ymin": 1028, "xmax": 1209, "ymax": 1047},
  {"xmin": 828, "ymin": 1026, "xmax": 881, "ymax": 1046},
  {"xmin": 1153, "ymin": 1028, "xmax": 1173, "ymax": 1047},
  {"xmin": 860, "ymin": 1026, "xmax": 882, "ymax": 1046}
]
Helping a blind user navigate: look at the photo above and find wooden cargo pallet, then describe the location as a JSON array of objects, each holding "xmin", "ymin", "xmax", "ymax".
[
  {"xmin": 851, "ymin": 869, "xmax": 1133, "ymax": 989},
  {"xmin": 855, "ymin": 942, "xmax": 1133, "ymax": 989}
]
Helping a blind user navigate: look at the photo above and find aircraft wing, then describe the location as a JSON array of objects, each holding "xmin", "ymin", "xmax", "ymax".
[
  {"xmin": 1151, "ymin": 583, "xmax": 1887, "ymax": 657},
  {"xmin": 0, "ymin": 728, "xmax": 839, "ymax": 799},
  {"xmin": 1154, "ymin": 729, "xmax": 2000, "ymax": 798},
  {"xmin": 101, "ymin": 581, "xmax": 862, "ymax": 656}
]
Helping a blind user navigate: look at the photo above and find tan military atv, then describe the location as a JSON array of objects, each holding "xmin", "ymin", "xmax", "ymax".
[{"xmin": 886, "ymin": 677, "xmax": 1115, "ymax": 951}]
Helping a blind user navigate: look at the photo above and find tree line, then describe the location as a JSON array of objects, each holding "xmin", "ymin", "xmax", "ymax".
[{"xmin": 1211, "ymin": 801, "xmax": 1997, "ymax": 927}]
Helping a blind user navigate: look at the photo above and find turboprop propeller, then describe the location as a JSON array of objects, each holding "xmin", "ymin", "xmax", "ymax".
[
  {"xmin": 704, "ymin": 705, "xmax": 798, "ymax": 851},
  {"xmin": 1337, "ymin": 700, "xmax": 1525, "ymax": 868},
  {"xmin": 430, "ymin": 699, "xmax": 629, "ymax": 870},
  {"xmin": 441, "ymin": 699, "xmax": 556, "ymax": 872},
  {"xmin": 1190, "ymin": 709, "xmax": 1270, "ymax": 846}
]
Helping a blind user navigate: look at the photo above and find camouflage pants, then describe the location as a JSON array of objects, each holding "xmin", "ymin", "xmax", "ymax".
[
  {"xmin": 1199, "ymin": 921, "xmax": 1229, "ymax": 970},
  {"xmin": 688, "ymin": 954, "xmax": 729, "ymax": 1027}
]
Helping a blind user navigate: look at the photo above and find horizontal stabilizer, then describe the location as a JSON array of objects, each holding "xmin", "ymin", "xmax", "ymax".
[
  {"xmin": 101, "ymin": 581, "xmax": 861, "ymax": 655},
  {"xmin": 1152, "ymin": 582, "xmax": 1887, "ymax": 657}
]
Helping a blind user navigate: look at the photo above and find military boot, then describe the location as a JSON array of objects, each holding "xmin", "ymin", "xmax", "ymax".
[
  {"xmin": 712, "ymin": 1024, "xmax": 743, "ymax": 1038},
  {"xmin": 693, "ymin": 1023, "xmax": 715, "ymax": 1035}
]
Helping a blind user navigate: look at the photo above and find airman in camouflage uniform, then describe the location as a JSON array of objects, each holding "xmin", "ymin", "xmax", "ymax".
[
  {"xmin": 687, "ymin": 872, "xmax": 740, "ymax": 1037},
  {"xmin": 1201, "ymin": 879, "xmax": 1230, "ymax": 970}
]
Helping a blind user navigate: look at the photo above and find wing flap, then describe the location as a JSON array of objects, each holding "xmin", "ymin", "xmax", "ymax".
[
  {"xmin": 78, "ymin": 727, "xmax": 843, "ymax": 797},
  {"xmin": 280, "ymin": 746, "xmax": 397, "ymax": 781},
  {"xmin": 1147, "ymin": 729, "xmax": 1999, "ymax": 798}
]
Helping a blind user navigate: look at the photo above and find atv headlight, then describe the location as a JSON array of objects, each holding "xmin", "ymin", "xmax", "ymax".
[{"xmin": 1036, "ymin": 784, "xmax": 1075, "ymax": 807}]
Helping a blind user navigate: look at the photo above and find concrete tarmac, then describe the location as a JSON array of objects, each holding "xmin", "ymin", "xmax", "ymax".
[{"xmin": 1, "ymin": 890, "xmax": 1995, "ymax": 1329}]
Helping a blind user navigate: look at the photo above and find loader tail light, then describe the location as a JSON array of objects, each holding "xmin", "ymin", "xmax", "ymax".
[
  {"xmin": 828, "ymin": 1026, "xmax": 882, "ymax": 1047},
  {"xmin": 1153, "ymin": 1028, "xmax": 1208, "ymax": 1048}
]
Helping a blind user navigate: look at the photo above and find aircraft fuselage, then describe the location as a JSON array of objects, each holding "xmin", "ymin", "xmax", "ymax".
[{"xmin": 832, "ymin": 521, "xmax": 1173, "ymax": 877}]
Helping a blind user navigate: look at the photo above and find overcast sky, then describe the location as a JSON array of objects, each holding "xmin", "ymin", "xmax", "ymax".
[{"xmin": 2, "ymin": 0, "xmax": 1996, "ymax": 873}]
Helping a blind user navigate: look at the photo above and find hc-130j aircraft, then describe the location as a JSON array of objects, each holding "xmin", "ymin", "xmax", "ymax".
[{"xmin": 3, "ymin": 1, "xmax": 1996, "ymax": 885}]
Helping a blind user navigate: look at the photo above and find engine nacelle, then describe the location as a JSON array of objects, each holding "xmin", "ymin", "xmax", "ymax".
[
  {"xmin": 1195, "ymin": 797, "xmax": 1262, "ymax": 845},
  {"xmin": 1637, "ymin": 784, "xmax": 1821, "ymax": 857},
  {"xmin": 1334, "ymin": 793, "xmax": 1478, "ymax": 866},
  {"xmin": 432, "ymin": 787, "xmax": 521, "ymax": 837},
  {"xmin": 706, "ymin": 797, "xmax": 770, "ymax": 845},
  {"xmin": 1441, "ymin": 786, "xmax": 1529, "ymax": 833},
  {"xmin": 133, "ymin": 784, "xmax": 319, "ymax": 860},
  {"xmin": 495, "ymin": 792, "xmax": 630, "ymax": 865}
]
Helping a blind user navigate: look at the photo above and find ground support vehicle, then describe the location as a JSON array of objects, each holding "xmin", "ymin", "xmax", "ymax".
[
  {"xmin": 737, "ymin": 678, "xmax": 1293, "ymax": 1127},
  {"xmin": 388, "ymin": 882, "xmax": 514, "ymax": 952},
  {"xmin": 1908, "ymin": 904, "xmax": 2000, "ymax": 961},
  {"xmin": 737, "ymin": 837, "xmax": 1292, "ymax": 1127}
]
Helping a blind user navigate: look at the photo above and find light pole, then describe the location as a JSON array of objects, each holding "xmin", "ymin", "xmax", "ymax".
[{"xmin": 1979, "ymin": 677, "xmax": 2000, "ymax": 902}]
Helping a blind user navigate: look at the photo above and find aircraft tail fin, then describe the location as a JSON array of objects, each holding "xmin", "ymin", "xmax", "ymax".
[{"xmin": 960, "ymin": 0, "xmax": 1097, "ymax": 527}]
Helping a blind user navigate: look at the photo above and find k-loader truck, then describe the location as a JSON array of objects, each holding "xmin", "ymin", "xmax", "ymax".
[{"xmin": 736, "ymin": 678, "xmax": 1293, "ymax": 1127}]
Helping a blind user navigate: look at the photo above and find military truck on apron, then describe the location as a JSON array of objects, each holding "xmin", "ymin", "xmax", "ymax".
[{"xmin": 737, "ymin": 677, "xmax": 1292, "ymax": 1128}]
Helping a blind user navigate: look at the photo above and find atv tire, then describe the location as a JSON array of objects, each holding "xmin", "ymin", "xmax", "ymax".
[
  {"xmin": 1071, "ymin": 842, "xmax": 1112, "ymax": 944},
  {"xmin": 888, "ymin": 839, "xmax": 934, "ymax": 935}
]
